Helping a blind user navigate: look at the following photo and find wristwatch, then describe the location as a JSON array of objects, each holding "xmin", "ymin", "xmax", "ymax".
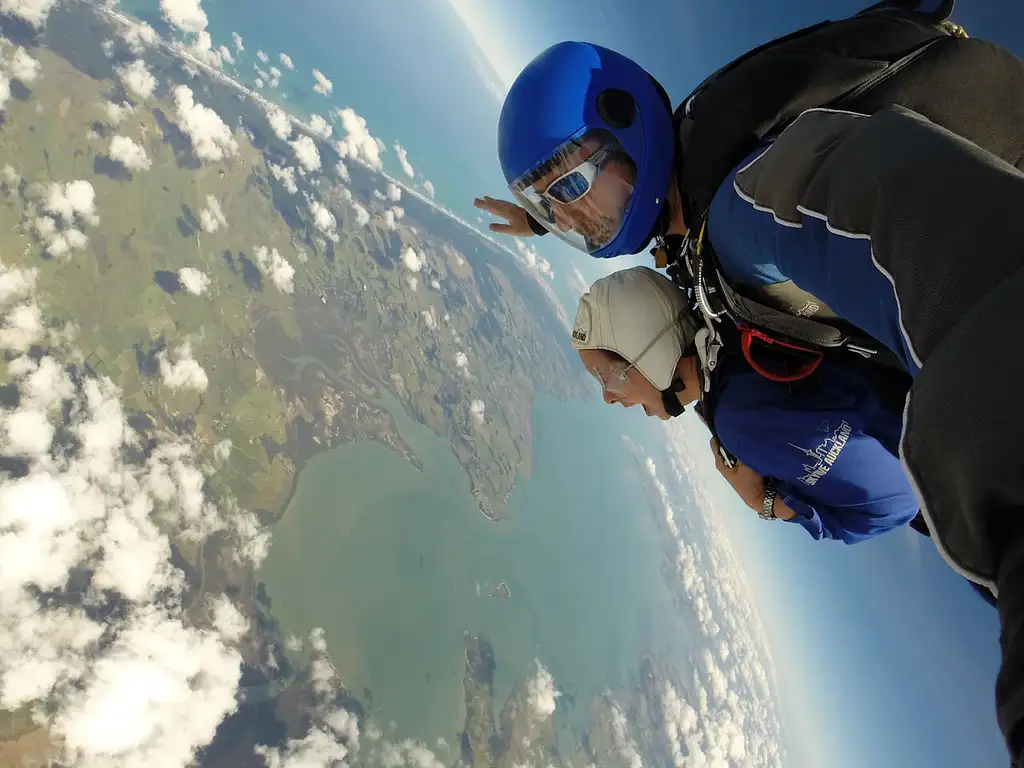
[{"xmin": 759, "ymin": 480, "xmax": 778, "ymax": 521}]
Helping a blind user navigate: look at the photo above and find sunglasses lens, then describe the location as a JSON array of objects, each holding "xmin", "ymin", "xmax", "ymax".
[{"xmin": 547, "ymin": 170, "xmax": 591, "ymax": 203}]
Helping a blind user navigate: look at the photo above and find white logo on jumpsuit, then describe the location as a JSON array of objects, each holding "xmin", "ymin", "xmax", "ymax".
[{"xmin": 789, "ymin": 420, "xmax": 853, "ymax": 486}]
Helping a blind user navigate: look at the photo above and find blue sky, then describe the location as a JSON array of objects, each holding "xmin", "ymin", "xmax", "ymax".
[{"xmin": 445, "ymin": 1, "xmax": 1023, "ymax": 766}]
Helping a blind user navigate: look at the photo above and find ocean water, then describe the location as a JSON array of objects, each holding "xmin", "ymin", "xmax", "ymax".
[
  {"xmin": 259, "ymin": 388, "xmax": 691, "ymax": 745},
  {"xmin": 116, "ymin": 0, "xmax": 509, "ymax": 222}
]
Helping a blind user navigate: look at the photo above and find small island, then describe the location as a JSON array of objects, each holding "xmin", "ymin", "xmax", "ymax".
[{"xmin": 490, "ymin": 582, "xmax": 512, "ymax": 600}]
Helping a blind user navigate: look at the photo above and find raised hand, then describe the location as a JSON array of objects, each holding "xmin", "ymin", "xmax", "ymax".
[{"xmin": 473, "ymin": 196, "xmax": 537, "ymax": 236}]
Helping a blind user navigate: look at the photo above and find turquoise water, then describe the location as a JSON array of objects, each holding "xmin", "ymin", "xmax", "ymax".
[
  {"xmin": 115, "ymin": 0, "xmax": 509, "ymax": 219},
  {"xmin": 259, "ymin": 388, "xmax": 690, "ymax": 744}
]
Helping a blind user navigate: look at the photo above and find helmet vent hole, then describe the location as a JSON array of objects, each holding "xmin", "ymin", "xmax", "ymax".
[{"xmin": 597, "ymin": 89, "xmax": 636, "ymax": 129}]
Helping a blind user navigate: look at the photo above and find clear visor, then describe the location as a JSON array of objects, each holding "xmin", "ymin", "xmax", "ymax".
[
  {"xmin": 584, "ymin": 355, "xmax": 636, "ymax": 398},
  {"xmin": 510, "ymin": 129, "xmax": 638, "ymax": 254}
]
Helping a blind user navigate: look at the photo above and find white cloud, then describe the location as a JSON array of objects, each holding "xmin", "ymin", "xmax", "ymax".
[
  {"xmin": 173, "ymin": 85, "xmax": 239, "ymax": 162},
  {"xmin": 608, "ymin": 702, "xmax": 643, "ymax": 768},
  {"xmin": 421, "ymin": 307, "xmax": 437, "ymax": 330},
  {"xmin": 279, "ymin": 52, "xmax": 294, "ymax": 70},
  {"xmin": 253, "ymin": 245, "xmax": 295, "ymax": 294},
  {"xmin": 636, "ymin": 433, "xmax": 785, "ymax": 768},
  {"xmin": 7, "ymin": 46, "xmax": 40, "ymax": 83},
  {"xmin": 334, "ymin": 160, "xmax": 350, "ymax": 183},
  {"xmin": 268, "ymin": 163, "xmax": 298, "ymax": 195},
  {"xmin": 177, "ymin": 267, "xmax": 210, "ymax": 295},
  {"xmin": 309, "ymin": 199, "xmax": 336, "ymax": 235},
  {"xmin": 290, "ymin": 134, "xmax": 321, "ymax": 173},
  {"xmin": 267, "ymin": 66, "xmax": 281, "ymax": 88},
  {"xmin": 121, "ymin": 22, "xmax": 158, "ymax": 56},
  {"xmin": 351, "ymin": 201, "xmax": 370, "ymax": 228},
  {"xmin": 160, "ymin": 0, "xmax": 208, "ymax": 35},
  {"xmin": 382, "ymin": 205, "xmax": 404, "ymax": 230},
  {"xmin": 265, "ymin": 105, "xmax": 292, "ymax": 141},
  {"xmin": 253, "ymin": 76, "xmax": 264, "ymax": 90},
  {"xmin": 157, "ymin": 340, "xmax": 209, "ymax": 392},
  {"xmin": 231, "ymin": 31, "xmax": 243, "ymax": 53},
  {"xmin": 212, "ymin": 438, "xmax": 231, "ymax": 462},
  {"xmin": 104, "ymin": 100, "xmax": 134, "ymax": 126},
  {"xmin": 118, "ymin": 59, "xmax": 157, "ymax": 100},
  {"xmin": 0, "ymin": 269, "xmax": 270, "ymax": 767},
  {"xmin": 386, "ymin": 182, "xmax": 401, "ymax": 203},
  {"xmin": 406, "ymin": 276, "xmax": 419, "ymax": 292},
  {"xmin": 199, "ymin": 194, "xmax": 227, "ymax": 233},
  {"xmin": 311, "ymin": 68, "xmax": 332, "ymax": 96},
  {"xmin": 394, "ymin": 143, "xmax": 415, "ymax": 178},
  {"xmin": 401, "ymin": 247, "xmax": 422, "ymax": 273},
  {"xmin": 44, "ymin": 180, "xmax": 99, "ymax": 227},
  {"xmin": 183, "ymin": 31, "xmax": 231, "ymax": 70},
  {"xmin": 0, "ymin": 0, "xmax": 58, "ymax": 27},
  {"xmin": 525, "ymin": 661, "xmax": 559, "ymax": 721},
  {"xmin": 454, "ymin": 351, "xmax": 469, "ymax": 378},
  {"xmin": 109, "ymin": 135, "xmax": 152, "ymax": 172},
  {"xmin": 334, "ymin": 107, "xmax": 383, "ymax": 170},
  {"xmin": 308, "ymin": 114, "xmax": 332, "ymax": 139},
  {"xmin": 256, "ymin": 49, "xmax": 268, "ymax": 63},
  {"xmin": 423, "ymin": 180, "xmax": 435, "ymax": 198},
  {"xmin": 469, "ymin": 399, "xmax": 485, "ymax": 425}
]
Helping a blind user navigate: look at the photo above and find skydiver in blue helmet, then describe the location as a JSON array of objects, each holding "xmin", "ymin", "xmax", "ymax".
[{"xmin": 476, "ymin": 4, "xmax": 1024, "ymax": 761}]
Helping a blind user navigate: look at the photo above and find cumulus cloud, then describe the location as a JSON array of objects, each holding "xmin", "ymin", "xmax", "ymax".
[
  {"xmin": 6, "ymin": 46, "xmax": 40, "ymax": 83},
  {"xmin": 525, "ymin": 661, "xmax": 559, "ymax": 721},
  {"xmin": 351, "ymin": 201, "xmax": 370, "ymax": 228},
  {"xmin": 515, "ymin": 239, "xmax": 553, "ymax": 280},
  {"xmin": 199, "ymin": 194, "xmax": 227, "ymax": 233},
  {"xmin": 0, "ymin": 265, "xmax": 271, "ymax": 767},
  {"xmin": 267, "ymin": 66, "xmax": 281, "ymax": 88},
  {"xmin": 158, "ymin": 340, "xmax": 209, "ymax": 392},
  {"xmin": 421, "ymin": 307, "xmax": 437, "ymax": 330},
  {"xmin": 423, "ymin": 180, "xmax": 435, "ymax": 198},
  {"xmin": 183, "ymin": 31, "xmax": 232, "ymax": 70},
  {"xmin": 0, "ymin": 0, "xmax": 59, "ymax": 27},
  {"xmin": 469, "ymin": 399, "xmax": 485, "ymax": 425},
  {"xmin": 120, "ymin": 22, "xmax": 158, "ymax": 56},
  {"xmin": 265, "ymin": 105, "xmax": 292, "ymax": 141},
  {"xmin": 256, "ymin": 49, "xmax": 268, "ymax": 63},
  {"xmin": 309, "ymin": 199, "xmax": 336, "ymax": 237},
  {"xmin": 394, "ymin": 143, "xmax": 415, "ymax": 178},
  {"xmin": 635, "ymin": 434, "xmax": 785, "ymax": 768},
  {"xmin": 308, "ymin": 114, "xmax": 332, "ymax": 139},
  {"xmin": 386, "ymin": 182, "xmax": 401, "ymax": 203},
  {"xmin": 454, "ymin": 351, "xmax": 469, "ymax": 378},
  {"xmin": 334, "ymin": 159, "xmax": 350, "ymax": 183},
  {"xmin": 109, "ymin": 135, "xmax": 152, "ymax": 172},
  {"xmin": 177, "ymin": 267, "xmax": 210, "ymax": 295},
  {"xmin": 173, "ymin": 85, "xmax": 239, "ymax": 162},
  {"xmin": 401, "ymin": 247, "xmax": 422, "ymax": 273},
  {"xmin": 160, "ymin": 0, "xmax": 208, "ymax": 35},
  {"xmin": 231, "ymin": 31, "xmax": 243, "ymax": 53},
  {"xmin": 269, "ymin": 163, "xmax": 298, "ymax": 195},
  {"xmin": 290, "ymin": 134, "xmax": 321, "ymax": 173},
  {"xmin": 334, "ymin": 107, "xmax": 383, "ymax": 170},
  {"xmin": 311, "ymin": 68, "xmax": 332, "ymax": 96},
  {"xmin": 44, "ymin": 180, "xmax": 99, "ymax": 228},
  {"xmin": 279, "ymin": 52, "xmax": 294, "ymax": 70},
  {"xmin": 406, "ymin": 276, "xmax": 419, "ymax": 292},
  {"xmin": 104, "ymin": 100, "xmax": 134, "ymax": 126},
  {"xmin": 253, "ymin": 245, "xmax": 295, "ymax": 294},
  {"xmin": 118, "ymin": 59, "xmax": 157, "ymax": 100},
  {"xmin": 382, "ymin": 205, "xmax": 404, "ymax": 230}
]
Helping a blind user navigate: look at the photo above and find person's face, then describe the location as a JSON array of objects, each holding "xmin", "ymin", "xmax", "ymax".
[
  {"xmin": 530, "ymin": 140, "xmax": 635, "ymax": 248},
  {"xmin": 578, "ymin": 348, "xmax": 671, "ymax": 420}
]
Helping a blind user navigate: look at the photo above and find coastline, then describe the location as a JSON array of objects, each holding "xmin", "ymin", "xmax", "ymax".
[{"xmin": 80, "ymin": 0, "xmax": 569, "ymax": 330}]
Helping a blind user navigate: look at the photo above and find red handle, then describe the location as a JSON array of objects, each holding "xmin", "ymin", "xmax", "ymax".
[{"xmin": 740, "ymin": 327, "xmax": 823, "ymax": 382}]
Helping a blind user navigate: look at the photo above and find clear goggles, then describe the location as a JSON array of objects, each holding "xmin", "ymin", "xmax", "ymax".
[{"xmin": 510, "ymin": 130, "xmax": 637, "ymax": 254}]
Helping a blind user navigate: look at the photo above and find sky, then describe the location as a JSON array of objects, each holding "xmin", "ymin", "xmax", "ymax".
[
  {"xmin": 0, "ymin": 0, "xmax": 1019, "ymax": 766},
  {"xmin": 445, "ymin": 1, "xmax": 1024, "ymax": 766}
]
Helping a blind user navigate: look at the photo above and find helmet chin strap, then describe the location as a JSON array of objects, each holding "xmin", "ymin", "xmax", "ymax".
[{"xmin": 661, "ymin": 378, "xmax": 687, "ymax": 418}]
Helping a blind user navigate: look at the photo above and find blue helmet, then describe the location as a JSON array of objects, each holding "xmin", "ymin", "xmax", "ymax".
[{"xmin": 498, "ymin": 42, "xmax": 675, "ymax": 259}]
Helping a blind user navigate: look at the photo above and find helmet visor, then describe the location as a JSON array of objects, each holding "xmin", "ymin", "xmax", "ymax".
[{"xmin": 510, "ymin": 129, "xmax": 637, "ymax": 254}]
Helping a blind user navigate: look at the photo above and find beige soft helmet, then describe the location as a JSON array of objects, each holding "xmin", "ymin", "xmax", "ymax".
[{"xmin": 572, "ymin": 266, "xmax": 698, "ymax": 391}]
